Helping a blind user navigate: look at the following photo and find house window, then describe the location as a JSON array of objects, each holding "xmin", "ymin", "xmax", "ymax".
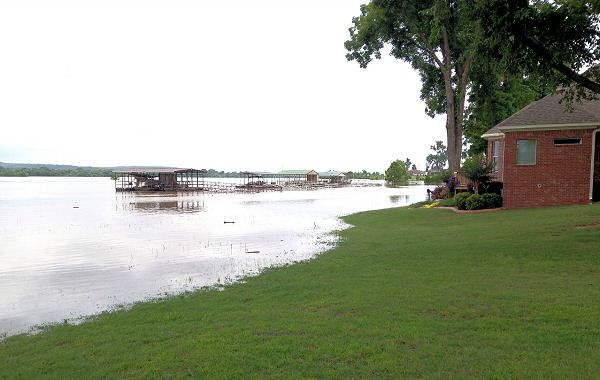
[
  {"xmin": 492, "ymin": 141, "xmax": 500, "ymax": 170},
  {"xmin": 554, "ymin": 138, "xmax": 582, "ymax": 145},
  {"xmin": 516, "ymin": 139, "xmax": 536, "ymax": 165}
]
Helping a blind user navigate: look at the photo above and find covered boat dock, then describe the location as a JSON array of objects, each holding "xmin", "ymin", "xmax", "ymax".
[{"xmin": 113, "ymin": 168, "xmax": 207, "ymax": 191}]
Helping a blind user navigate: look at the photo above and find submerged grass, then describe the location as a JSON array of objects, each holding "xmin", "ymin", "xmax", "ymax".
[{"xmin": 2, "ymin": 204, "xmax": 600, "ymax": 378}]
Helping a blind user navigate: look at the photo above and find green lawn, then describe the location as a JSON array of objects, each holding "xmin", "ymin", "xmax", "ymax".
[{"xmin": 2, "ymin": 205, "xmax": 600, "ymax": 379}]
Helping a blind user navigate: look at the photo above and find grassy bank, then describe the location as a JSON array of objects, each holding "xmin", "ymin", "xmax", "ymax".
[{"xmin": 2, "ymin": 205, "xmax": 600, "ymax": 378}]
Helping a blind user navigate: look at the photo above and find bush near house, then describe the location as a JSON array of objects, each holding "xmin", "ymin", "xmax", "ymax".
[
  {"xmin": 456, "ymin": 192, "xmax": 503, "ymax": 210},
  {"xmin": 455, "ymin": 192, "xmax": 471, "ymax": 210},
  {"xmin": 481, "ymin": 193, "xmax": 503, "ymax": 208},
  {"xmin": 466, "ymin": 194, "xmax": 486, "ymax": 210}
]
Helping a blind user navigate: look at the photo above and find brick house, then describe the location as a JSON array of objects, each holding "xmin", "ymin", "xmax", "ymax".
[{"xmin": 482, "ymin": 91, "xmax": 600, "ymax": 209}]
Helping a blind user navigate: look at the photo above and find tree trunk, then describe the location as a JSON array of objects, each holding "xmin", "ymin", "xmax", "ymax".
[
  {"xmin": 441, "ymin": 30, "xmax": 464, "ymax": 174},
  {"xmin": 442, "ymin": 77, "xmax": 463, "ymax": 173}
]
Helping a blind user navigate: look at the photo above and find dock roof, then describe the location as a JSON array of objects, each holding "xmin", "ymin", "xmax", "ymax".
[
  {"xmin": 240, "ymin": 171, "xmax": 275, "ymax": 177},
  {"xmin": 277, "ymin": 170, "xmax": 318, "ymax": 176},
  {"xmin": 113, "ymin": 167, "xmax": 207, "ymax": 174},
  {"xmin": 319, "ymin": 170, "xmax": 346, "ymax": 178}
]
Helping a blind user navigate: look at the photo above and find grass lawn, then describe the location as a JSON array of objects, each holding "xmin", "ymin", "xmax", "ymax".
[{"xmin": 2, "ymin": 204, "xmax": 600, "ymax": 378}]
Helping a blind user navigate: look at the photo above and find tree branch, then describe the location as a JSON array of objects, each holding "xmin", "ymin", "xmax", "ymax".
[
  {"xmin": 457, "ymin": 54, "xmax": 473, "ymax": 125},
  {"xmin": 442, "ymin": 29, "xmax": 451, "ymax": 68},
  {"xmin": 520, "ymin": 34, "xmax": 600, "ymax": 94},
  {"xmin": 415, "ymin": 32, "xmax": 444, "ymax": 68}
]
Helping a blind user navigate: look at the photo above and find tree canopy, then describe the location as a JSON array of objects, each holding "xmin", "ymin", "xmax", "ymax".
[
  {"xmin": 385, "ymin": 159, "xmax": 410, "ymax": 186},
  {"xmin": 475, "ymin": 0, "xmax": 600, "ymax": 98}
]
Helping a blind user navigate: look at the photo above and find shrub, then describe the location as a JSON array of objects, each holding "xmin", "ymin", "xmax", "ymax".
[
  {"xmin": 431, "ymin": 186, "xmax": 448, "ymax": 200},
  {"xmin": 455, "ymin": 192, "xmax": 471, "ymax": 210},
  {"xmin": 460, "ymin": 154, "xmax": 494, "ymax": 194},
  {"xmin": 465, "ymin": 194, "xmax": 487, "ymax": 210},
  {"xmin": 481, "ymin": 193, "xmax": 503, "ymax": 209}
]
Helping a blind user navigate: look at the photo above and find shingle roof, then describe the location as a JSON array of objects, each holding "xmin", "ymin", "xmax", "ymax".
[{"xmin": 484, "ymin": 91, "xmax": 600, "ymax": 136}]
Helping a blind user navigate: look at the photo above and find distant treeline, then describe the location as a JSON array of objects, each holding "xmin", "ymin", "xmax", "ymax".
[
  {"xmin": 346, "ymin": 170, "xmax": 385, "ymax": 180},
  {"xmin": 205, "ymin": 169, "xmax": 242, "ymax": 178},
  {"xmin": 0, "ymin": 166, "xmax": 244, "ymax": 178},
  {"xmin": 0, "ymin": 166, "xmax": 385, "ymax": 180},
  {"xmin": 0, "ymin": 166, "xmax": 113, "ymax": 177}
]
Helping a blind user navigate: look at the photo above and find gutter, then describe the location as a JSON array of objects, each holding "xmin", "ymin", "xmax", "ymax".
[{"xmin": 481, "ymin": 132, "xmax": 505, "ymax": 140}]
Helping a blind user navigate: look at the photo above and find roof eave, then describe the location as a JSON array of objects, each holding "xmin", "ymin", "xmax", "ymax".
[{"xmin": 498, "ymin": 122, "xmax": 600, "ymax": 132}]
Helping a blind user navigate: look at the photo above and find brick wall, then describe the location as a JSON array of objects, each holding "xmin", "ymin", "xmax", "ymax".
[{"xmin": 499, "ymin": 129, "xmax": 597, "ymax": 208}]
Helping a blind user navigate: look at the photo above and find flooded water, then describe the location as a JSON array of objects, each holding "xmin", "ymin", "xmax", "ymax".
[{"xmin": 0, "ymin": 177, "xmax": 430, "ymax": 336}]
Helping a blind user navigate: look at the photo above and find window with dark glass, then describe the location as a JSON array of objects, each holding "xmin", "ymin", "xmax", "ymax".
[{"xmin": 553, "ymin": 138, "xmax": 582, "ymax": 145}]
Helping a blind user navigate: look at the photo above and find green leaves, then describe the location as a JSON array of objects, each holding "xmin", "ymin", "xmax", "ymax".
[
  {"xmin": 426, "ymin": 141, "xmax": 448, "ymax": 172},
  {"xmin": 474, "ymin": 0, "xmax": 600, "ymax": 95},
  {"xmin": 460, "ymin": 153, "xmax": 495, "ymax": 192},
  {"xmin": 385, "ymin": 159, "xmax": 410, "ymax": 186}
]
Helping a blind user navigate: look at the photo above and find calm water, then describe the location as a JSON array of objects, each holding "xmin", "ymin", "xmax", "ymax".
[{"xmin": 0, "ymin": 177, "xmax": 430, "ymax": 336}]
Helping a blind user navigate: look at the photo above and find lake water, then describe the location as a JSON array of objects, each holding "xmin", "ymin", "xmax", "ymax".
[{"xmin": 0, "ymin": 177, "xmax": 430, "ymax": 336}]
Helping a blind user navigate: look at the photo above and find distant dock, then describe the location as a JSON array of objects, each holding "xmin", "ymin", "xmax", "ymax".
[{"xmin": 113, "ymin": 168, "xmax": 382, "ymax": 194}]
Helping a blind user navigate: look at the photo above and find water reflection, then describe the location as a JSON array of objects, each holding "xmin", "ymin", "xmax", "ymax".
[
  {"xmin": 0, "ymin": 177, "xmax": 431, "ymax": 336},
  {"xmin": 389, "ymin": 194, "xmax": 409, "ymax": 204},
  {"xmin": 122, "ymin": 200, "xmax": 206, "ymax": 214}
]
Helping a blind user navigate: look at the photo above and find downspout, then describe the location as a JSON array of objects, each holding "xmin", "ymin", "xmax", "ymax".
[
  {"xmin": 590, "ymin": 128, "xmax": 600, "ymax": 201},
  {"xmin": 501, "ymin": 138, "xmax": 506, "ymax": 183}
]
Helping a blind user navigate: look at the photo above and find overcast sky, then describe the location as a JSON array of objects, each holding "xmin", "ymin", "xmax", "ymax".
[{"xmin": 0, "ymin": 0, "xmax": 445, "ymax": 173}]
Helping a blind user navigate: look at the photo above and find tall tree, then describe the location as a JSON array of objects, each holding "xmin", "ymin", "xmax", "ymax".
[{"xmin": 345, "ymin": 0, "xmax": 477, "ymax": 172}]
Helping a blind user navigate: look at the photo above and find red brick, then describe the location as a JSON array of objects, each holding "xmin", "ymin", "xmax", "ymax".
[{"xmin": 488, "ymin": 129, "xmax": 598, "ymax": 209}]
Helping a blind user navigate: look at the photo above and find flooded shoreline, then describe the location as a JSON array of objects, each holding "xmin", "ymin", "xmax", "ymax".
[{"xmin": 0, "ymin": 177, "xmax": 430, "ymax": 336}]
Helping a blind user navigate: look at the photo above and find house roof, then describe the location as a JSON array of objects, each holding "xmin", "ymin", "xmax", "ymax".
[
  {"xmin": 483, "ymin": 91, "xmax": 600, "ymax": 138},
  {"xmin": 277, "ymin": 170, "xmax": 318, "ymax": 176},
  {"xmin": 319, "ymin": 170, "xmax": 346, "ymax": 178}
]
